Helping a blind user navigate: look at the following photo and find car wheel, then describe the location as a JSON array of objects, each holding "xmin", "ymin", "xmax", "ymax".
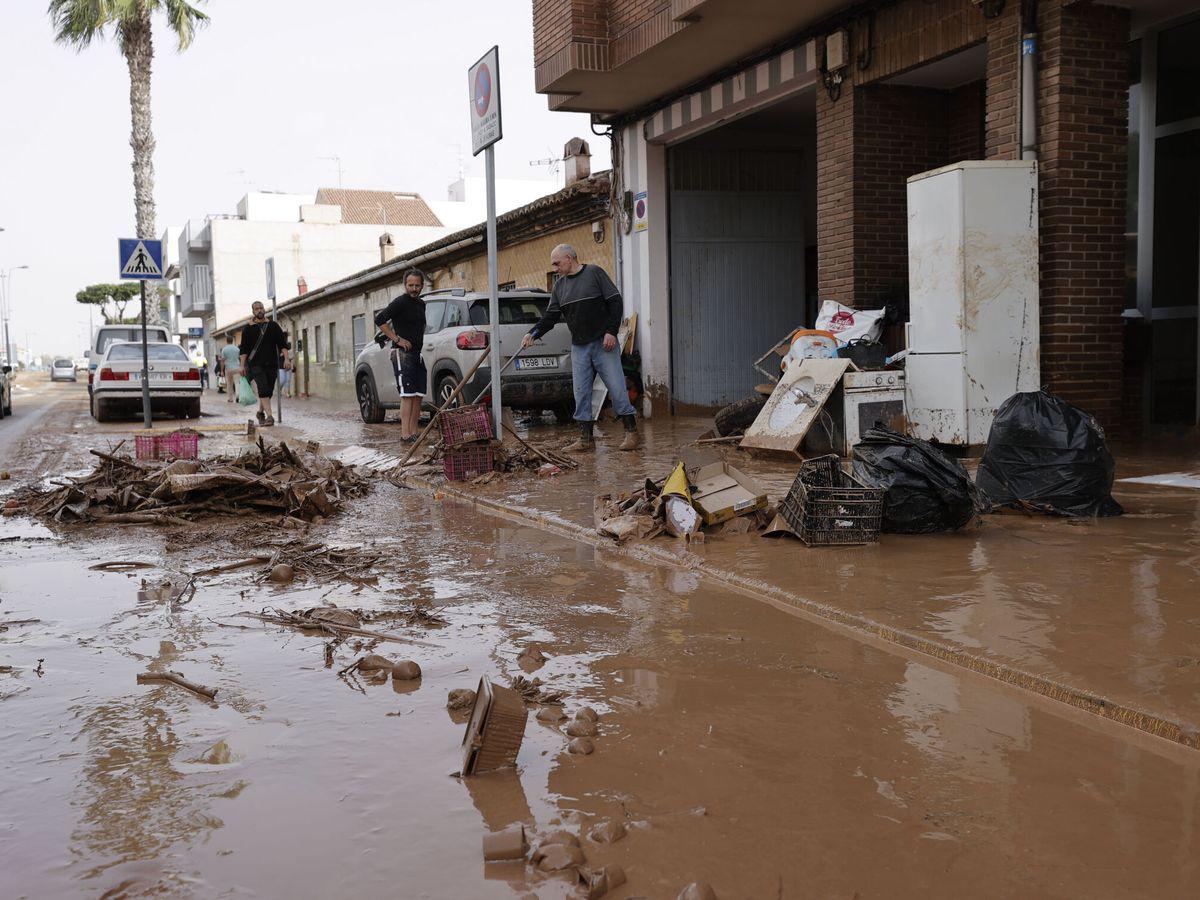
[
  {"xmin": 94, "ymin": 397, "xmax": 112, "ymax": 423},
  {"xmin": 436, "ymin": 373, "xmax": 461, "ymax": 409},
  {"xmin": 188, "ymin": 398, "xmax": 202, "ymax": 419},
  {"xmin": 357, "ymin": 375, "xmax": 385, "ymax": 424}
]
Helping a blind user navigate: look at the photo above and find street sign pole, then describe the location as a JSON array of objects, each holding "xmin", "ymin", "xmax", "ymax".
[
  {"xmin": 468, "ymin": 45, "xmax": 503, "ymax": 439},
  {"xmin": 138, "ymin": 280, "xmax": 152, "ymax": 430},
  {"xmin": 485, "ymin": 146, "xmax": 501, "ymax": 434},
  {"xmin": 266, "ymin": 257, "xmax": 281, "ymax": 424}
]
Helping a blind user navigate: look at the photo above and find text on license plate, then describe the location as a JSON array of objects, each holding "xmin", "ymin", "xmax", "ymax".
[
  {"xmin": 131, "ymin": 372, "xmax": 172, "ymax": 381},
  {"xmin": 514, "ymin": 356, "xmax": 559, "ymax": 370}
]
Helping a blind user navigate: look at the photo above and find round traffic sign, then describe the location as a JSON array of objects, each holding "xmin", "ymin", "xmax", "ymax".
[{"xmin": 473, "ymin": 64, "xmax": 492, "ymax": 118}]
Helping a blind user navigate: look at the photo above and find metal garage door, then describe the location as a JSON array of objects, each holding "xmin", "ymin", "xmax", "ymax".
[{"xmin": 668, "ymin": 147, "xmax": 806, "ymax": 409}]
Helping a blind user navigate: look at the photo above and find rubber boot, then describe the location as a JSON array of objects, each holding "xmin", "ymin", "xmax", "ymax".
[
  {"xmin": 565, "ymin": 421, "xmax": 595, "ymax": 453},
  {"xmin": 618, "ymin": 414, "xmax": 641, "ymax": 451}
]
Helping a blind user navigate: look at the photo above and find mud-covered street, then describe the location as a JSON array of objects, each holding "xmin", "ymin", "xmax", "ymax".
[{"xmin": 3, "ymin": 379, "xmax": 1200, "ymax": 899}]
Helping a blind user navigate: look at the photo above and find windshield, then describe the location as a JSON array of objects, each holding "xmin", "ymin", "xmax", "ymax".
[
  {"xmin": 53, "ymin": 359, "xmax": 73, "ymax": 367},
  {"xmin": 469, "ymin": 297, "xmax": 548, "ymax": 326},
  {"xmin": 107, "ymin": 343, "xmax": 189, "ymax": 362},
  {"xmin": 96, "ymin": 328, "xmax": 167, "ymax": 354}
]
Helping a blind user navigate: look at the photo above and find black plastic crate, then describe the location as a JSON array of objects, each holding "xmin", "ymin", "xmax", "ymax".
[{"xmin": 779, "ymin": 455, "xmax": 883, "ymax": 546}]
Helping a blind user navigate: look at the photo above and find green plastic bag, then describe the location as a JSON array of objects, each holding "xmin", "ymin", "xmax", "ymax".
[{"xmin": 236, "ymin": 375, "xmax": 257, "ymax": 406}]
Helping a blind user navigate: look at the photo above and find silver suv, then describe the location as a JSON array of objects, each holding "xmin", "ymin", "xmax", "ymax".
[{"xmin": 353, "ymin": 289, "xmax": 574, "ymax": 423}]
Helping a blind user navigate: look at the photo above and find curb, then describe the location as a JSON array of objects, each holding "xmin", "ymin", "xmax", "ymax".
[{"xmin": 398, "ymin": 471, "xmax": 1199, "ymax": 752}]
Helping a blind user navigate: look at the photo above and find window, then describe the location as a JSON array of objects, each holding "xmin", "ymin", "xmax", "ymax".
[
  {"xmin": 469, "ymin": 297, "xmax": 548, "ymax": 326},
  {"xmin": 107, "ymin": 343, "xmax": 189, "ymax": 361},
  {"xmin": 443, "ymin": 302, "xmax": 465, "ymax": 328},
  {"xmin": 190, "ymin": 264, "xmax": 212, "ymax": 305},
  {"xmin": 352, "ymin": 314, "xmax": 367, "ymax": 358},
  {"xmin": 424, "ymin": 299, "xmax": 447, "ymax": 333},
  {"xmin": 328, "ymin": 322, "xmax": 337, "ymax": 362},
  {"xmin": 314, "ymin": 325, "xmax": 323, "ymax": 363}
]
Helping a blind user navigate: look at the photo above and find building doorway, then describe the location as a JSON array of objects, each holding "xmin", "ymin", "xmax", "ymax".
[{"xmin": 666, "ymin": 90, "xmax": 817, "ymax": 410}]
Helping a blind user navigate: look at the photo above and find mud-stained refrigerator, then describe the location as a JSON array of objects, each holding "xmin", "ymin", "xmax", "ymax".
[{"xmin": 904, "ymin": 160, "xmax": 1040, "ymax": 446}]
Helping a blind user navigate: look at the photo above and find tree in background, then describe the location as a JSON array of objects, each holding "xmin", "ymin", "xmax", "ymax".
[
  {"xmin": 76, "ymin": 283, "xmax": 141, "ymax": 324},
  {"xmin": 49, "ymin": 0, "xmax": 209, "ymax": 326}
]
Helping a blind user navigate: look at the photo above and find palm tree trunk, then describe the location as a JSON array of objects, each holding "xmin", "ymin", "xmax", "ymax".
[{"xmin": 122, "ymin": 2, "xmax": 163, "ymax": 326}]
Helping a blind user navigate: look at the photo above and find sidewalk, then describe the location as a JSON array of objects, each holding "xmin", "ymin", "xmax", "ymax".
[{"xmin": 192, "ymin": 390, "xmax": 1200, "ymax": 747}]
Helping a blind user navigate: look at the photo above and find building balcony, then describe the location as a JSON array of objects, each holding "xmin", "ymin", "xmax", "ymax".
[{"xmin": 534, "ymin": 0, "xmax": 842, "ymax": 115}]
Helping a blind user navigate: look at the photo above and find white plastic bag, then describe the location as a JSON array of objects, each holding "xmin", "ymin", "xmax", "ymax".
[{"xmin": 814, "ymin": 300, "xmax": 885, "ymax": 346}]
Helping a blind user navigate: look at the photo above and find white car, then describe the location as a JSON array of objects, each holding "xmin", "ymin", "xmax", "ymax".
[
  {"xmin": 91, "ymin": 341, "xmax": 202, "ymax": 422},
  {"xmin": 0, "ymin": 363, "xmax": 12, "ymax": 419},
  {"xmin": 353, "ymin": 289, "xmax": 575, "ymax": 423},
  {"xmin": 50, "ymin": 358, "xmax": 77, "ymax": 382},
  {"xmin": 86, "ymin": 324, "xmax": 171, "ymax": 398}
]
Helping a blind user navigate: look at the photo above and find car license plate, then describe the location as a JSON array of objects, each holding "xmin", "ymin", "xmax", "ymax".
[
  {"xmin": 131, "ymin": 372, "xmax": 172, "ymax": 381},
  {"xmin": 514, "ymin": 356, "xmax": 558, "ymax": 370}
]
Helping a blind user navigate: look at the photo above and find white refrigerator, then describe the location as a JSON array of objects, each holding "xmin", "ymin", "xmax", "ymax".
[{"xmin": 905, "ymin": 160, "xmax": 1040, "ymax": 446}]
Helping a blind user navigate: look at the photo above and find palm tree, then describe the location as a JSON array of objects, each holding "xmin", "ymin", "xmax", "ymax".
[{"xmin": 49, "ymin": 1, "xmax": 209, "ymax": 324}]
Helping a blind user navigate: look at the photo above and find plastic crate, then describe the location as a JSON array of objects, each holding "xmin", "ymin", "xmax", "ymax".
[
  {"xmin": 135, "ymin": 434, "xmax": 159, "ymax": 461},
  {"xmin": 443, "ymin": 444, "xmax": 495, "ymax": 481},
  {"xmin": 778, "ymin": 454, "xmax": 883, "ymax": 546},
  {"xmin": 439, "ymin": 403, "xmax": 494, "ymax": 448},
  {"xmin": 160, "ymin": 431, "xmax": 199, "ymax": 460}
]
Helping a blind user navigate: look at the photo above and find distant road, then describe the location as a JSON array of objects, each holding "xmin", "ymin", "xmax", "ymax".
[{"xmin": 0, "ymin": 374, "xmax": 85, "ymax": 471}]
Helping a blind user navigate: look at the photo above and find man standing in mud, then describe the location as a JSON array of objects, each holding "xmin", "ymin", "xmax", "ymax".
[
  {"xmin": 375, "ymin": 269, "xmax": 427, "ymax": 442},
  {"xmin": 521, "ymin": 244, "xmax": 639, "ymax": 452}
]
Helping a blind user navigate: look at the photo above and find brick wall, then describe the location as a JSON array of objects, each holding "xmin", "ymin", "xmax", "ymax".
[
  {"xmin": 1035, "ymin": 0, "xmax": 1129, "ymax": 433},
  {"xmin": 985, "ymin": 2, "xmax": 1020, "ymax": 159},
  {"xmin": 947, "ymin": 80, "xmax": 986, "ymax": 162},
  {"xmin": 534, "ymin": 0, "xmax": 607, "ymax": 66}
]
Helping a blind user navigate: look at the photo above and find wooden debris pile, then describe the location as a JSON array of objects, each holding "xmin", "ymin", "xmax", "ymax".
[
  {"xmin": 17, "ymin": 439, "xmax": 370, "ymax": 526},
  {"xmin": 252, "ymin": 541, "xmax": 384, "ymax": 586}
]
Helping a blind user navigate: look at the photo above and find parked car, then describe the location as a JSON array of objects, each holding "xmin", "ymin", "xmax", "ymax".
[
  {"xmin": 353, "ymin": 289, "xmax": 574, "ymax": 424},
  {"xmin": 86, "ymin": 324, "xmax": 171, "ymax": 397},
  {"xmin": 50, "ymin": 358, "xmax": 77, "ymax": 382},
  {"xmin": 0, "ymin": 364, "xmax": 12, "ymax": 419},
  {"xmin": 90, "ymin": 341, "xmax": 202, "ymax": 422}
]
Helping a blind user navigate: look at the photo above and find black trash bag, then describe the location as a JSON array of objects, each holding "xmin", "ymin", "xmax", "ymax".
[
  {"xmin": 975, "ymin": 391, "xmax": 1123, "ymax": 517},
  {"xmin": 851, "ymin": 428, "xmax": 984, "ymax": 533}
]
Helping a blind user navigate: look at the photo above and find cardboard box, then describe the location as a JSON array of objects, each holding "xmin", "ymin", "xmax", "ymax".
[{"xmin": 689, "ymin": 462, "xmax": 769, "ymax": 526}]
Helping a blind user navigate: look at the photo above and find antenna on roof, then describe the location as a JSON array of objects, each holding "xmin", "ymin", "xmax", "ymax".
[
  {"xmin": 319, "ymin": 155, "xmax": 344, "ymax": 190},
  {"xmin": 529, "ymin": 147, "xmax": 561, "ymax": 177}
]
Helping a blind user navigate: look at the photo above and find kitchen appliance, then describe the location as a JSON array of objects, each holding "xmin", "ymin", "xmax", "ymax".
[
  {"xmin": 905, "ymin": 160, "xmax": 1039, "ymax": 446},
  {"xmin": 842, "ymin": 369, "xmax": 906, "ymax": 455}
]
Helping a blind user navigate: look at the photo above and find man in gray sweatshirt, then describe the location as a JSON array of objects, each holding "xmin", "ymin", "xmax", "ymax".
[{"xmin": 522, "ymin": 244, "xmax": 639, "ymax": 451}]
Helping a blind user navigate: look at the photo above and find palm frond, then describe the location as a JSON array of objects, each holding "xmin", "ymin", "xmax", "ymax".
[
  {"xmin": 161, "ymin": 0, "xmax": 210, "ymax": 51},
  {"xmin": 48, "ymin": 0, "xmax": 117, "ymax": 49}
]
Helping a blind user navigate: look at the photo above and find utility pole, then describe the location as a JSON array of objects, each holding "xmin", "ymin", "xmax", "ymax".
[
  {"xmin": 1, "ymin": 265, "xmax": 30, "ymax": 367},
  {"xmin": 319, "ymin": 156, "xmax": 344, "ymax": 190}
]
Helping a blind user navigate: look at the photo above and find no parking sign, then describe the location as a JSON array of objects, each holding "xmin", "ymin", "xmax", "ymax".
[{"xmin": 468, "ymin": 46, "xmax": 502, "ymax": 156}]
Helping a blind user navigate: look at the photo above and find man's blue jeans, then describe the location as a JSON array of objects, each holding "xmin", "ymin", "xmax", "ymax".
[{"xmin": 571, "ymin": 338, "xmax": 636, "ymax": 422}]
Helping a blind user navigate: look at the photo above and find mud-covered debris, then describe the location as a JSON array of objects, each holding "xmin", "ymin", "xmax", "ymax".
[
  {"xmin": 447, "ymin": 688, "xmax": 477, "ymax": 710},
  {"xmin": 136, "ymin": 669, "xmax": 218, "ymax": 701},
  {"xmin": 244, "ymin": 607, "xmax": 439, "ymax": 648},
  {"xmin": 516, "ymin": 646, "xmax": 548, "ymax": 672},
  {"xmin": 481, "ymin": 824, "xmax": 527, "ymax": 862},
  {"xmin": 137, "ymin": 576, "xmax": 196, "ymax": 605},
  {"xmin": 190, "ymin": 739, "xmax": 234, "ymax": 765},
  {"xmin": 510, "ymin": 674, "xmax": 565, "ymax": 706},
  {"xmin": 567, "ymin": 737, "xmax": 594, "ymax": 755},
  {"xmin": 534, "ymin": 842, "xmax": 585, "ymax": 873},
  {"xmin": 354, "ymin": 654, "xmax": 395, "ymax": 673},
  {"xmin": 588, "ymin": 820, "xmax": 626, "ymax": 844},
  {"xmin": 268, "ymin": 563, "xmax": 295, "ymax": 584},
  {"xmin": 392, "ymin": 660, "xmax": 422, "ymax": 681},
  {"xmin": 15, "ymin": 440, "xmax": 370, "ymax": 527},
  {"xmin": 576, "ymin": 706, "xmax": 599, "ymax": 722},
  {"xmin": 565, "ymin": 718, "xmax": 598, "ymax": 738},
  {"xmin": 580, "ymin": 863, "xmax": 627, "ymax": 899},
  {"xmin": 308, "ymin": 607, "xmax": 362, "ymax": 628},
  {"xmin": 678, "ymin": 883, "xmax": 718, "ymax": 900},
  {"xmin": 538, "ymin": 829, "xmax": 581, "ymax": 849},
  {"xmin": 536, "ymin": 706, "xmax": 566, "ymax": 723},
  {"xmin": 255, "ymin": 542, "xmax": 383, "ymax": 586}
]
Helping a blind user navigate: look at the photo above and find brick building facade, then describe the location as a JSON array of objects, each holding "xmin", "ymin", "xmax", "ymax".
[{"xmin": 534, "ymin": 0, "xmax": 1200, "ymax": 435}]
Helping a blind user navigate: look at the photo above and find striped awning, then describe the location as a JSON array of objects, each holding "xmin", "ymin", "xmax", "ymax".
[{"xmin": 643, "ymin": 40, "xmax": 819, "ymax": 144}]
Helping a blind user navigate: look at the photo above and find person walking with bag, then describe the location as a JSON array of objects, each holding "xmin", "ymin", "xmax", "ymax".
[
  {"xmin": 521, "ymin": 244, "xmax": 639, "ymax": 452},
  {"xmin": 219, "ymin": 334, "xmax": 241, "ymax": 403},
  {"xmin": 238, "ymin": 301, "xmax": 290, "ymax": 426}
]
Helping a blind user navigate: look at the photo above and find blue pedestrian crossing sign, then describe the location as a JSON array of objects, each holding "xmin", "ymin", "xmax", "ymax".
[{"xmin": 118, "ymin": 238, "xmax": 164, "ymax": 280}]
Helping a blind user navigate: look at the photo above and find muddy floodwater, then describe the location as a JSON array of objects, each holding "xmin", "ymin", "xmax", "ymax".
[{"xmin": 2, "ymin": 483, "xmax": 1199, "ymax": 899}]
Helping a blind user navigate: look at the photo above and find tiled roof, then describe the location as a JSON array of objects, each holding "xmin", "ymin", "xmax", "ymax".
[{"xmin": 314, "ymin": 188, "xmax": 442, "ymax": 227}]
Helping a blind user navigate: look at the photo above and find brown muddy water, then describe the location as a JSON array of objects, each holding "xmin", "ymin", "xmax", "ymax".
[{"xmin": 3, "ymin": 484, "xmax": 1200, "ymax": 899}]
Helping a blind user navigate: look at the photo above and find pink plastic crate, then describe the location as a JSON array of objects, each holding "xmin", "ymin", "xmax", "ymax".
[
  {"xmin": 443, "ymin": 444, "xmax": 494, "ymax": 481},
  {"xmin": 135, "ymin": 434, "xmax": 159, "ymax": 460},
  {"xmin": 160, "ymin": 431, "xmax": 199, "ymax": 460},
  {"xmin": 439, "ymin": 403, "xmax": 494, "ymax": 448}
]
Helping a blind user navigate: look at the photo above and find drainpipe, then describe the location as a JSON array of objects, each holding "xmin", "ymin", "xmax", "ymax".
[{"xmin": 1020, "ymin": 0, "xmax": 1038, "ymax": 160}]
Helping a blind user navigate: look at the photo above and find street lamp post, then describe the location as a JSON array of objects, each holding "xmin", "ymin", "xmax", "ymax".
[{"xmin": 1, "ymin": 265, "xmax": 30, "ymax": 367}]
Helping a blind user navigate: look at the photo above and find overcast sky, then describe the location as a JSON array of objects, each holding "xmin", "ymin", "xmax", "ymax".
[{"xmin": 0, "ymin": 1, "xmax": 610, "ymax": 358}]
